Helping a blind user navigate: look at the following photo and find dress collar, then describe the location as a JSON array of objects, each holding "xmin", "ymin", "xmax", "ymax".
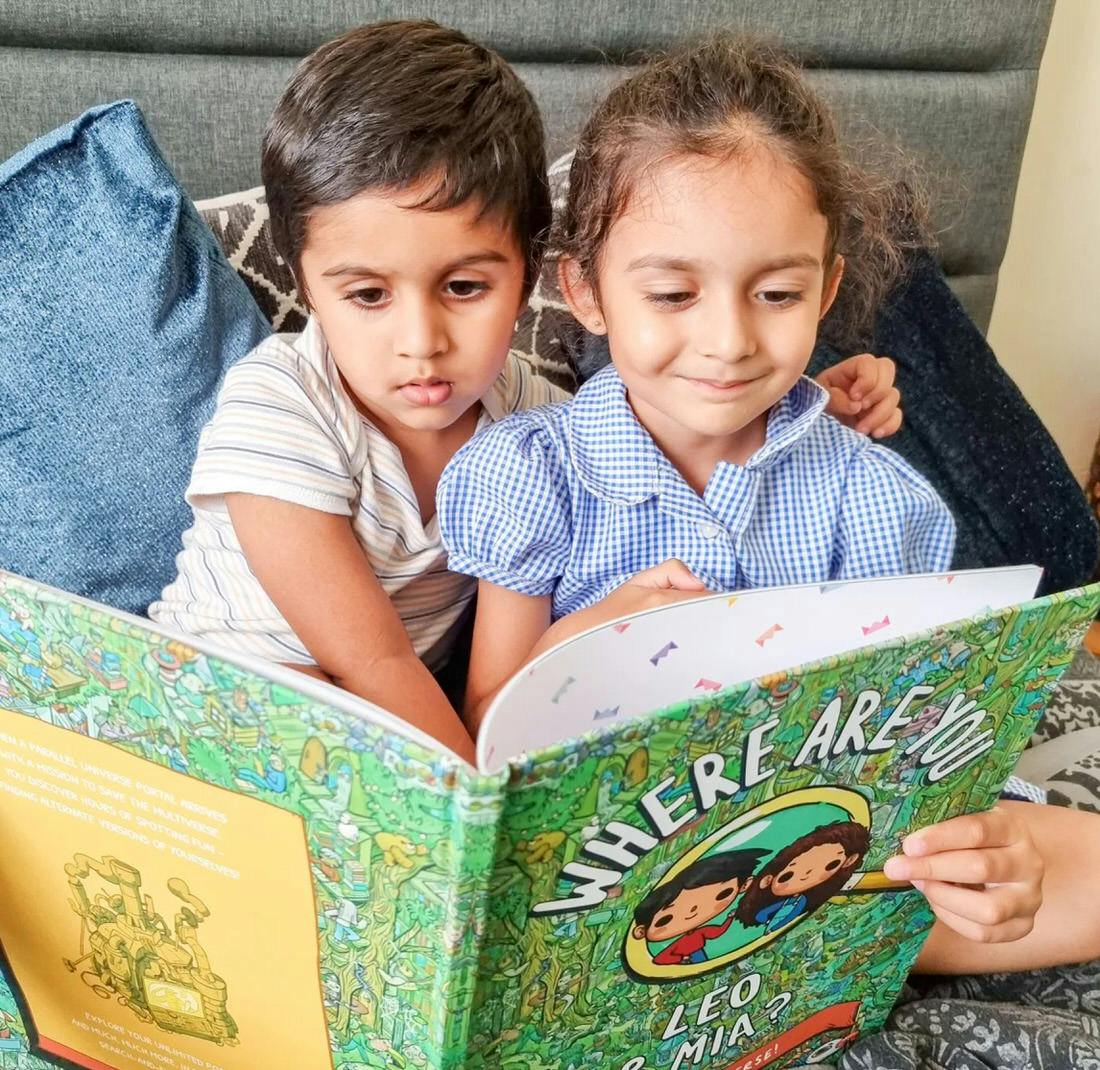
[{"xmin": 567, "ymin": 366, "xmax": 830, "ymax": 503}]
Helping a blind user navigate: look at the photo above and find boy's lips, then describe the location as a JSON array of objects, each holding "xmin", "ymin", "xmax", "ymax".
[{"xmin": 399, "ymin": 379, "xmax": 453, "ymax": 406}]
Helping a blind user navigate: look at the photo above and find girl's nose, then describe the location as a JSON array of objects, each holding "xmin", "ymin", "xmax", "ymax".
[{"xmin": 697, "ymin": 297, "xmax": 755, "ymax": 363}]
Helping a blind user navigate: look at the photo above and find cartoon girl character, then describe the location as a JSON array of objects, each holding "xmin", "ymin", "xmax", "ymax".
[
  {"xmin": 734, "ymin": 821, "xmax": 869, "ymax": 933},
  {"xmin": 632, "ymin": 848, "xmax": 766, "ymax": 965}
]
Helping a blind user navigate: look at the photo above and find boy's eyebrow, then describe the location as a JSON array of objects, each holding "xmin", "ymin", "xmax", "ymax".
[{"xmin": 321, "ymin": 250, "xmax": 511, "ymax": 278}]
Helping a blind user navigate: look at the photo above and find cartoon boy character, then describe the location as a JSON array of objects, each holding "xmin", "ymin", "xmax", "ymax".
[
  {"xmin": 735, "ymin": 821, "xmax": 869, "ymax": 934},
  {"xmin": 632, "ymin": 849, "xmax": 766, "ymax": 965}
]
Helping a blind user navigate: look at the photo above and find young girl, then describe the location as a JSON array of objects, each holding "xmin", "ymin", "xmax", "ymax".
[
  {"xmin": 437, "ymin": 36, "xmax": 1100, "ymax": 972},
  {"xmin": 149, "ymin": 22, "xmax": 898, "ymax": 766}
]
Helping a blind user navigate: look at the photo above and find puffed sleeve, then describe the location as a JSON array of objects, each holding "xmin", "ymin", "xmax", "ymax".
[
  {"xmin": 187, "ymin": 342, "xmax": 360, "ymax": 516},
  {"xmin": 834, "ymin": 443, "xmax": 956, "ymax": 578},
  {"xmin": 437, "ymin": 412, "xmax": 573, "ymax": 596}
]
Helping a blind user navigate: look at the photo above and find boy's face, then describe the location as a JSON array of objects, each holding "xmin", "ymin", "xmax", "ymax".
[
  {"xmin": 298, "ymin": 183, "xmax": 527, "ymax": 440},
  {"xmin": 564, "ymin": 149, "xmax": 840, "ymax": 468},
  {"xmin": 633, "ymin": 876, "xmax": 745, "ymax": 942}
]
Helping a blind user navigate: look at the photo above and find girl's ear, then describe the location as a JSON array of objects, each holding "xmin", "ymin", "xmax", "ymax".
[
  {"xmin": 818, "ymin": 254, "xmax": 845, "ymax": 320},
  {"xmin": 558, "ymin": 257, "xmax": 607, "ymax": 336}
]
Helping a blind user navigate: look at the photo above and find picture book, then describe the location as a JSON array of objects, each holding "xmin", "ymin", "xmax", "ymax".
[{"xmin": 0, "ymin": 565, "xmax": 1097, "ymax": 1070}]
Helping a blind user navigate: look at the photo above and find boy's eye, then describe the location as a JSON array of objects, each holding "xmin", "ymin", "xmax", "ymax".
[
  {"xmin": 776, "ymin": 870, "xmax": 794, "ymax": 885},
  {"xmin": 758, "ymin": 290, "xmax": 801, "ymax": 307},
  {"xmin": 715, "ymin": 887, "xmax": 735, "ymax": 902},
  {"xmin": 445, "ymin": 279, "xmax": 489, "ymax": 299},
  {"xmin": 654, "ymin": 912, "xmax": 674, "ymax": 929},
  {"xmin": 825, "ymin": 859, "xmax": 841, "ymax": 871},
  {"xmin": 645, "ymin": 291, "xmax": 695, "ymax": 307},
  {"xmin": 348, "ymin": 287, "xmax": 388, "ymax": 307}
]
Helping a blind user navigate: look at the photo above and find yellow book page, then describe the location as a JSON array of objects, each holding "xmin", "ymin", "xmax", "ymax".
[{"xmin": 0, "ymin": 708, "xmax": 331, "ymax": 1070}]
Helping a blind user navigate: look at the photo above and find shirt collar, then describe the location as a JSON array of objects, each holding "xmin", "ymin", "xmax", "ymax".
[{"xmin": 567, "ymin": 366, "xmax": 830, "ymax": 503}]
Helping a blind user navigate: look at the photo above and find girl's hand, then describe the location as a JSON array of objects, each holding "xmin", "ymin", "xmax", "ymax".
[
  {"xmin": 597, "ymin": 559, "xmax": 710, "ymax": 619},
  {"xmin": 883, "ymin": 807, "xmax": 1044, "ymax": 944},
  {"xmin": 816, "ymin": 354, "xmax": 902, "ymax": 438}
]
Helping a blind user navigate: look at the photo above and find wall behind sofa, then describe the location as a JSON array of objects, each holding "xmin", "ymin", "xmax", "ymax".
[{"xmin": 988, "ymin": 0, "xmax": 1100, "ymax": 486}]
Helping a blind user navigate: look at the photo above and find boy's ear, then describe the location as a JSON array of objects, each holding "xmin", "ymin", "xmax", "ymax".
[
  {"xmin": 558, "ymin": 257, "xmax": 606, "ymax": 336},
  {"xmin": 632, "ymin": 924, "xmax": 647, "ymax": 940},
  {"xmin": 818, "ymin": 254, "xmax": 845, "ymax": 320},
  {"xmin": 760, "ymin": 874, "xmax": 773, "ymax": 890}
]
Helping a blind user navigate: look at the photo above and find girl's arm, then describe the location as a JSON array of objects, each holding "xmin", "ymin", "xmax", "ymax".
[
  {"xmin": 465, "ymin": 561, "xmax": 708, "ymax": 728},
  {"xmin": 226, "ymin": 492, "xmax": 474, "ymax": 764}
]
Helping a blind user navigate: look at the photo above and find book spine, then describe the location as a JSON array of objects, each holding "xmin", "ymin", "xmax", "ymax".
[{"xmin": 436, "ymin": 771, "xmax": 505, "ymax": 1070}]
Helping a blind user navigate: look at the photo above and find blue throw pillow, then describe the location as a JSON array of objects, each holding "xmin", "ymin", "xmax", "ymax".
[{"xmin": 0, "ymin": 101, "xmax": 271, "ymax": 614}]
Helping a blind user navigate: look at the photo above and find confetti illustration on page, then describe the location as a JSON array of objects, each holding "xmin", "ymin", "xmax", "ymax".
[
  {"xmin": 592, "ymin": 706, "xmax": 620, "ymax": 721},
  {"xmin": 612, "ymin": 622, "xmax": 631, "ymax": 634},
  {"xmin": 551, "ymin": 676, "xmax": 576, "ymax": 704},
  {"xmin": 755, "ymin": 623, "xmax": 783, "ymax": 647},
  {"xmin": 861, "ymin": 615, "xmax": 891, "ymax": 636},
  {"xmin": 649, "ymin": 641, "xmax": 678, "ymax": 666},
  {"xmin": 726, "ymin": 596, "xmax": 739, "ymax": 607},
  {"xmin": 695, "ymin": 678, "xmax": 721, "ymax": 691}
]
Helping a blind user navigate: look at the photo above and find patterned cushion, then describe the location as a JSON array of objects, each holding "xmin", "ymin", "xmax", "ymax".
[{"xmin": 196, "ymin": 150, "xmax": 582, "ymax": 392}]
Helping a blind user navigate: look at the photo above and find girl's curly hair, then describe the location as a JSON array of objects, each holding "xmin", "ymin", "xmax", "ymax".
[{"xmin": 558, "ymin": 35, "xmax": 930, "ymax": 348}]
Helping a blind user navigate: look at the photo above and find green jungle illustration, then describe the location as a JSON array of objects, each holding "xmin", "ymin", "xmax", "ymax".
[
  {"xmin": 0, "ymin": 573, "xmax": 1094, "ymax": 1070},
  {"xmin": 62, "ymin": 854, "xmax": 237, "ymax": 1046}
]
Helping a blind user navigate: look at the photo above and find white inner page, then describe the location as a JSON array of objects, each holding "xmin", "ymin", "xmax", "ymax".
[{"xmin": 477, "ymin": 565, "xmax": 1044, "ymax": 773}]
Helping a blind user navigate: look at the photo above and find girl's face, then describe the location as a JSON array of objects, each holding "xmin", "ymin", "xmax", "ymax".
[
  {"xmin": 766, "ymin": 842, "xmax": 857, "ymax": 897},
  {"xmin": 565, "ymin": 148, "xmax": 841, "ymax": 469}
]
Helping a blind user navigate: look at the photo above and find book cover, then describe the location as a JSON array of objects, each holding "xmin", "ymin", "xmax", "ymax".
[{"xmin": 0, "ymin": 568, "xmax": 1096, "ymax": 1070}]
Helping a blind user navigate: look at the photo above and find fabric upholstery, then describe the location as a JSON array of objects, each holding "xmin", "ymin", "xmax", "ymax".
[
  {"xmin": 0, "ymin": 0, "xmax": 1056, "ymax": 332},
  {"xmin": 0, "ymin": 101, "xmax": 270, "ymax": 614}
]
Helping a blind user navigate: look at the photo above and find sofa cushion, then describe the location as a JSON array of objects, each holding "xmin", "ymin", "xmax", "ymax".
[{"xmin": 0, "ymin": 101, "xmax": 271, "ymax": 614}]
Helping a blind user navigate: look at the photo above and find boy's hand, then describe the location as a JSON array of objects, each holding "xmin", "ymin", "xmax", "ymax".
[
  {"xmin": 816, "ymin": 354, "xmax": 902, "ymax": 438},
  {"xmin": 883, "ymin": 807, "xmax": 1044, "ymax": 944}
]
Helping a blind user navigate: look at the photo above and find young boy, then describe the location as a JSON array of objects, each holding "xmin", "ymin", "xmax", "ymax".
[{"xmin": 150, "ymin": 20, "xmax": 901, "ymax": 765}]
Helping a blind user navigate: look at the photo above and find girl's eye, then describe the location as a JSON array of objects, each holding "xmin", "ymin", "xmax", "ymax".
[
  {"xmin": 347, "ymin": 287, "xmax": 388, "ymax": 308},
  {"xmin": 645, "ymin": 291, "xmax": 695, "ymax": 307},
  {"xmin": 758, "ymin": 290, "xmax": 801, "ymax": 307},
  {"xmin": 446, "ymin": 279, "xmax": 489, "ymax": 299},
  {"xmin": 776, "ymin": 870, "xmax": 793, "ymax": 884}
]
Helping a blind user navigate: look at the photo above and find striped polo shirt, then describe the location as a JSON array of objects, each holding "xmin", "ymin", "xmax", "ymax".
[{"xmin": 149, "ymin": 318, "xmax": 567, "ymax": 669}]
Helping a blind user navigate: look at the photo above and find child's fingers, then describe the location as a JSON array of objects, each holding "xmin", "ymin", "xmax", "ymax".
[
  {"xmin": 901, "ymin": 807, "xmax": 1018, "ymax": 857},
  {"xmin": 825, "ymin": 385, "xmax": 861, "ymax": 416},
  {"xmin": 916, "ymin": 877, "xmax": 1042, "ymax": 928},
  {"xmin": 886, "ymin": 845, "xmax": 1037, "ymax": 886},
  {"xmin": 922, "ymin": 892, "xmax": 1037, "ymax": 945},
  {"xmin": 854, "ymin": 390, "xmax": 902, "ymax": 435},
  {"xmin": 847, "ymin": 353, "xmax": 890, "ymax": 403},
  {"xmin": 869, "ymin": 409, "xmax": 903, "ymax": 439},
  {"xmin": 634, "ymin": 559, "xmax": 707, "ymax": 591}
]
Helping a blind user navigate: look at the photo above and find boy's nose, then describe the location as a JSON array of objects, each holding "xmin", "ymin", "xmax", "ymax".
[{"xmin": 392, "ymin": 294, "xmax": 448, "ymax": 360}]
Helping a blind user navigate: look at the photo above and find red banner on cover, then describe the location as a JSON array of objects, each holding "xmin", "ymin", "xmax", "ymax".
[{"xmin": 722, "ymin": 1001, "xmax": 860, "ymax": 1070}]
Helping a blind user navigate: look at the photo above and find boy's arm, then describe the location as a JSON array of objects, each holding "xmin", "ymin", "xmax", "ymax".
[{"xmin": 226, "ymin": 493, "xmax": 474, "ymax": 763}]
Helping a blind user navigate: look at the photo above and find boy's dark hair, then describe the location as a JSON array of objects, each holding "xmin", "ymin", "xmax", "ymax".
[
  {"xmin": 262, "ymin": 19, "xmax": 550, "ymax": 299},
  {"xmin": 633, "ymin": 848, "xmax": 766, "ymax": 930},
  {"xmin": 559, "ymin": 34, "xmax": 930, "ymax": 347},
  {"xmin": 734, "ymin": 820, "xmax": 869, "ymax": 927}
]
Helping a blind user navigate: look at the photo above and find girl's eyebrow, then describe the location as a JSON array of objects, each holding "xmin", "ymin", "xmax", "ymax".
[
  {"xmin": 626, "ymin": 254, "xmax": 700, "ymax": 273},
  {"xmin": 321, "ymin": 250, "xmax": 510, "ymax": 278},
  {"xmin": 626, "ymin": 253, "xmax": 822, "ymax": 273}
]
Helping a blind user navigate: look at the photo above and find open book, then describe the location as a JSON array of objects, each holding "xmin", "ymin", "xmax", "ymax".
[{"xmin": 0, "ymin": 565, "xmax": 1096, "ymax": 1070}]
